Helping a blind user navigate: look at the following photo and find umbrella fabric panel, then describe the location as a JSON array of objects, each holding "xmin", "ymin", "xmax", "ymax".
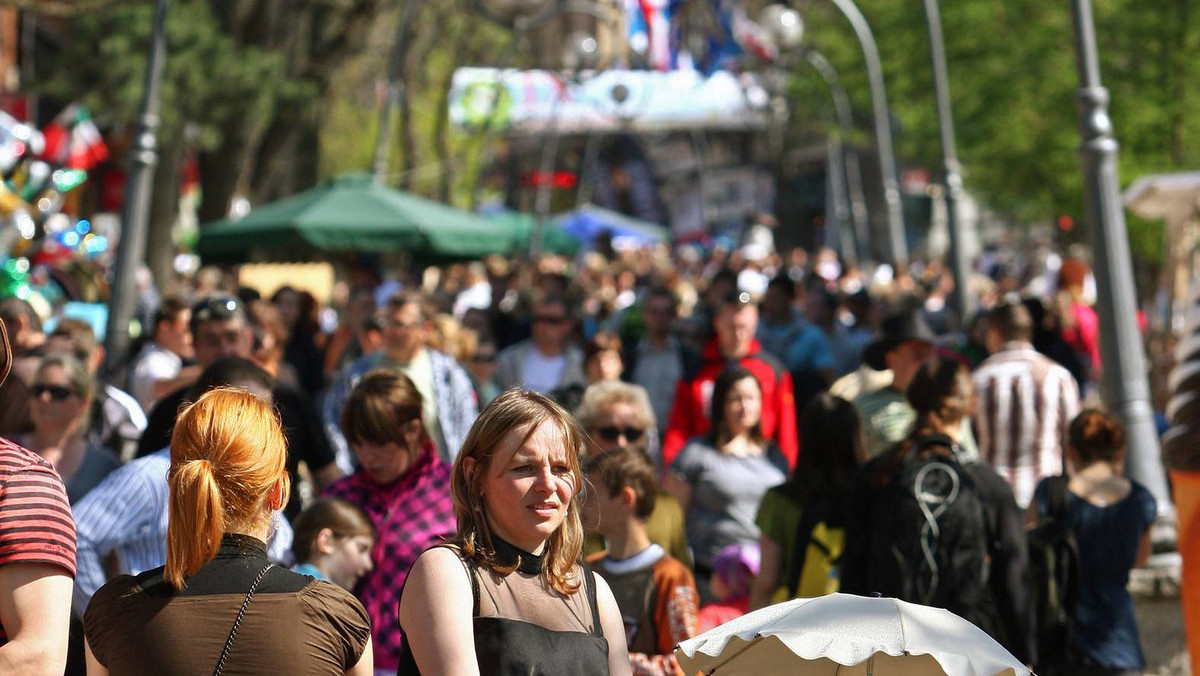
[
  {"xmin": 373, "ymin": 188, "xmax": 513, "ymax": 257},
  {"xmin": 675, "ymin": 594, "xmax": 1030, "ymax": 676},
  {"xmin": 677, "ymin": 635, "xmax": 970, "ymax": 676},
  {"xmin": 198, "ymin": 172, "xmax": 514, "ymax": 260},
  {"xmin": 485, "ymin": 212, "xmax": 581, "ymax": 256},
  {"xmin": 557, "ymin": 204, "xmax": 671, "ymax": 245}
]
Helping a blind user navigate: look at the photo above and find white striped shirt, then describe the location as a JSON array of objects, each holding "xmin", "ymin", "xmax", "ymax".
[
  {"xmin": 972, "ymin": 342, "xmax": 1081, "ymax": 508},
  {"xmin": 71, "ymin": 448, "xmax": 294, "ymax": 616}
]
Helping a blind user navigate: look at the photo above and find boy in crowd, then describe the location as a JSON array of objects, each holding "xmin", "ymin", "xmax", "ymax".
[{"xmin": 585, "ymin": 447, "xmax": 699, "ymax": 676}]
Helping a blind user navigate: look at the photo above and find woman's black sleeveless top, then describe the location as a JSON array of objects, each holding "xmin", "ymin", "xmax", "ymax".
[{"xmin": 397, "ymin": 544, "xmax": 610, "ymax": 675}]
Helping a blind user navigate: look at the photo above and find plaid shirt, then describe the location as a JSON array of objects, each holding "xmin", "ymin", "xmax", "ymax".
[{"xmin": 323, "ymin": 443, "xmax": 456, "ymax": 671}]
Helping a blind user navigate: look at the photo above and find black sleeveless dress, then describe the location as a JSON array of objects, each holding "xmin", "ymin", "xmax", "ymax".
[{"xmin": 397, "ymin": 540, "xmax": 610, "ymax": 675}]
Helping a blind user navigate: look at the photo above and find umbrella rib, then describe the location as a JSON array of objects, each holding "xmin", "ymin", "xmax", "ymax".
[
  {"xmin": 892, "ymin": 598, "xmax": 908, "ymax": 649},
  {"xmin": 702, "ymin": 634, "xmax": 766, "ymax": 675}
]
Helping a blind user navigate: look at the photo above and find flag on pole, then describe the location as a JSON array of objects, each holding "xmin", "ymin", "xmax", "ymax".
[{"xmin": 41, "ymin": 105, "xmax": 109, "ymax": 170}]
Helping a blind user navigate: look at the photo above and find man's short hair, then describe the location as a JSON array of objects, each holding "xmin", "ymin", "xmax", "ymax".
[
  {"xmin": 713, "ymin": 289, "xmax": 756, "ymax": 316},
  {"xmin": 0, "ymin": 297, "xmax": 41, "ymax": 333},
  {"xmin": 185, "ymin": 357, "xmax": 275, "ymax": 402},
  {"xmin": 645, "ymin": 286, "xmax": 677, "ymax": 311},
  {"xmin": 385, "ymin": 291, "xmax": 431, "ymax": 323},
  {"xmin": 987, "ymin": 302, "xmax": 1034, "ymax": 342},
  {"xmin": 586, "ymin": 445, "xmax": 657, "ymax": 520},
  {"xmin": 532, "ymin": 292, "xmax": 572, "ymax": 322},
  {"xmin": 766, "ymin": 274, "xmax": 796, "ymax": 299},
  {"xmin": 154, "ymin": 297, "xmax": 189, "ymax": 329}
]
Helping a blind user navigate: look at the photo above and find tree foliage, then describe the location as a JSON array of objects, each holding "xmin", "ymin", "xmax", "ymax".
[
  {"xmin": 785, "ymin": 0, "xmax": 1200, "ymax": 229},
  {"xmin": 30, "ymin": 0, "xmax": 1200, "ymax": 284}
]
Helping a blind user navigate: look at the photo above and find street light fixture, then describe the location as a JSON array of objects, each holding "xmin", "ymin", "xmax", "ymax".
[
  {"xmin": 561, "ymin": 31, "xmax": 601, "ymax": 72},
  {"xmin": 759, "ymin": 5, "xmax": 804, "ymax": 52},
  {"xmin": 531, "ymin": 23, "xmax": 614, "ymax": 256},
  {"xmin": 765, "ymin": 0, "xmax": 905, "ymax": 263}
]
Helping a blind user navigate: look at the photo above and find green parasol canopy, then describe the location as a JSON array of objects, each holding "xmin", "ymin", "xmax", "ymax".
[
  {"xmin": 485, "ymin": 212, "xmax": 581, "ymax": 256},
  {"xmin": 197, "ymin": 173, "xmax": 515, "ymax": 262}
]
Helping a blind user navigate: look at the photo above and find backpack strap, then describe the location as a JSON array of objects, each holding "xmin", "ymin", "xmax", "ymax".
[
  {"xmin": 904, "ymin": 433, "xmax": 960, "ymax": 462},
  {"xmin": 1046, "ymin": 474, "xmax": 1071, "ymax": 522},
  {"xmin": 786, "ymin": 498, "xmax": 825, "ymax": 599}
]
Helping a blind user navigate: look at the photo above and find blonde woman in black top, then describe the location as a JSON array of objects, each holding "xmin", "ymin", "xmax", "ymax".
[{"xmin": 398, "ymin": 389, "xmax": 631, "ymax": 675}]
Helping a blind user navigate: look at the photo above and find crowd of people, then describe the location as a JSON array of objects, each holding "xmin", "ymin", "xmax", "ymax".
[{"xmin": 0, "ymin": 232, "xmax": 1163, "ymax": 676}]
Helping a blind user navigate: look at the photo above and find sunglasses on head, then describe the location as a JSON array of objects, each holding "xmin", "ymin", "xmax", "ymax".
[
  {"xmin": 31, "ymin": 384, "xmax": 76, "ymax": 401},
  {"xmin": 595, "ymin": 426, "xmax": 644, "ymax": 442},
  {"xmin": 191, "ymin": 297, "xmax": 242, "ymax": 324}
]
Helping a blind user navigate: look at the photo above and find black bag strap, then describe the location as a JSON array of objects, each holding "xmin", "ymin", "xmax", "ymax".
[
  {"xmin": 785, "ymin": 498, "xmax": 825, "ymax": 599},
  {"xmin": 212, "ymin": 563, "xmax": 272, "ymax": 676},
  {"xmin": 1046, "ymin": 474, "xmax": 1071, "ymax": 522},
  {"xmin": 904, "ymin": 433, "xmax": 960, "ymax": 463},
  {"xmin": 584, "ymin": 566, "xmax": 603, "ymax": 637}
]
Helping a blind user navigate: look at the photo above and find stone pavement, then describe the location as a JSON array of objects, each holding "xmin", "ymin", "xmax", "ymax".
[{"xmin": 1133, "ymin": 557, "xmax": 1190, "ymax": 676}]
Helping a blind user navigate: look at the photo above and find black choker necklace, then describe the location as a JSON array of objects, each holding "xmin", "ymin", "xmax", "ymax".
[{"xmin": 492, "ymin": 536, "xmax": 545, "ymax": 575}]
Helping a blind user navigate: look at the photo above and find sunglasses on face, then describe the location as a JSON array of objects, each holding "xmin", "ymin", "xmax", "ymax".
[
  {"xmin": 31, "ymin": 384, "xmax": 76, "ymax": 401},
  {"xmin": 595, "ymin": 426, "xmax": 644, "ymax": 442},
  {"xmin": 471, "ymin": 353, "xmax": 497, "ymax": 363},
  {"xmin": 533, "ymin": 314, "xmax": 568, "ymax": 325}
]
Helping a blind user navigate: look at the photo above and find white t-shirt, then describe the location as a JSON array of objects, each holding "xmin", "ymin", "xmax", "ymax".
[
  {"xmin": 396, "ymin": 351, "xmax": 446, "ymax": 457},
  {"xmin": 129, "ymin": 343, "xmax": 182, "ymax": 411},
  {"xmin": 520, "ymin": 348, "xmax": 567, "ymax": 394}
]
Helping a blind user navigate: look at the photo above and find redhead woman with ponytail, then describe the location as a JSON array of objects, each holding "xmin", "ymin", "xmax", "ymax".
[{"xmin": 82, "ymin": 388, "xmax": 373, "ymax": 675}]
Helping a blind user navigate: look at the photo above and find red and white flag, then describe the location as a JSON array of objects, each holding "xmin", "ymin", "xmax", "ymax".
[{"xmin": 41, "ymin": 105, "xmax": 109, "ymax": 170}]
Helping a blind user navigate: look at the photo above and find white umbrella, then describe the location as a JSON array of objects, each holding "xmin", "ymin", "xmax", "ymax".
[{"xmin": 675, "ymin": 593, "xmax": 1032, "ymax": 676}]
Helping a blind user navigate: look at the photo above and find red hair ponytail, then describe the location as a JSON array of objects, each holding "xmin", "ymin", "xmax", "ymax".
[{"xmin": 164, "ymin": 388, "xmax": 289, "ymax": 588}]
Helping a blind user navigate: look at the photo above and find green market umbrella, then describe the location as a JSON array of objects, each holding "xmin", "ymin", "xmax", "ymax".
[
  {"xmin": 198, "ymin": 173, "xmax": 514, "ymax": 262},
  {"xmin": 485, "ymin": 212, "xmax": 581, "ymax": 256}
]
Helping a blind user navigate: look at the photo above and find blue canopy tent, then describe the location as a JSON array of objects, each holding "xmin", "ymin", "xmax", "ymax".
[{"xmin": 556, "ymin": 204, "xmax": 671, "ymax": 247}]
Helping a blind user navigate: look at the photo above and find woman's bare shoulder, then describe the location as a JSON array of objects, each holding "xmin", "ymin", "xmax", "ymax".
[{"xmin": 410, "ymin": 545, "xmax": 471, "ymax": 580}]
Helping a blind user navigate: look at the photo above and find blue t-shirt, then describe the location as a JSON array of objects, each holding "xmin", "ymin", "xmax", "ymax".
[
  {"xmin": 756, "ymin": 311, "xmax": 834, "ymax": 374},
  {"xmin": 1034, "ymin": 478, "xmax": 1156, "ymax": 669},
  {"xmin": 292, "ymin": 562, "xmax": 327, "ymax": 581}
]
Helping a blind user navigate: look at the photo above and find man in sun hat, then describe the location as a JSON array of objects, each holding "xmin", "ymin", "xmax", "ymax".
[{"xmin": 853, "ymin": 309, "xmax": 979, "ymax": 458}]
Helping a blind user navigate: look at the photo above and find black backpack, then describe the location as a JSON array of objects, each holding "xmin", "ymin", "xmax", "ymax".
[
  {"xmin": 1027, "ymin": 475, "xmax": 1080, "ymax": 667},
  {"xmin": 863, "ymin": 434, "xmax": 991, "ymax": 618}
]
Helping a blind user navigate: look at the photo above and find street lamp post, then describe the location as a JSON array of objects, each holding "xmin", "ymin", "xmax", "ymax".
[
  {"xmin": 818, "ymin": 0, "xmax": 906, "ymax": 263},
  {"xmin": 801, "ymin": 47, "xmax": 870, "ymax": 262},
  {"xmin": 527, "ymin": 4, "xmax": 618, "ymax": 257},
  {"xmin": 1070, "ymin": 0, "xmax": 1172, "ymax": 515},
  {"xmin": 920, "ymin": 0, "xmax": 972, "ymax": 323},
  {"xmin": 103, "ymin": 0, "xmax": 169, "ymax": 378}
]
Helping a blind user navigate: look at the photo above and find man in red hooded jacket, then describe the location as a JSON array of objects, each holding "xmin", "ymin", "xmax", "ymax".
[{"xmin": 662, "ymin": 291, "xmax": 798, "ymax": 469}]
